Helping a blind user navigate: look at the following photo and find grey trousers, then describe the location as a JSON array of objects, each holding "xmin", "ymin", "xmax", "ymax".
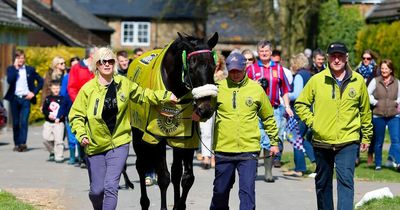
[{"xmin": 86, "ymin": 143, "xmax": 129, "ymax": 210}]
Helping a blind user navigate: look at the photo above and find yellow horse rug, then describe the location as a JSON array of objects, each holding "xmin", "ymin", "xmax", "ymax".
[{"xmin": 127, "ymin": 44, "xmax": 203, "ymax": 149}]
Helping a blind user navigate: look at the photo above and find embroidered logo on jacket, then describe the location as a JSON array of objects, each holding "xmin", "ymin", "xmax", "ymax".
[
  {"xmin": 245, "ymin": 97, "xmax": 254, "ymax": 107},
  {"xmin": 348, "ymin": 88, "xmax": 357, "ymax": 98}
]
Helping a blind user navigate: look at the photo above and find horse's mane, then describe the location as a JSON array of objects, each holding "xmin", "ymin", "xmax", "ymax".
[{"xmin": 173, "ymin": 33, "xmax": 209, "ymax": 52}]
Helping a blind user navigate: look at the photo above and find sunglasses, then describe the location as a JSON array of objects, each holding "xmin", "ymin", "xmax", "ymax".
[
  {"xmin": 246, "ymin": 58, "xmax": 254, "ymax": 61},
  {"xmin": 362, "ymin": 57, "xmax": 372, "ymax": 61},
  {"xmin": 59, "ymin": 62, "xmax": 65, "ymax": 65},
  {"xmin": 98, "ymin": 59, "xmax": 115, "ymax": 65}
]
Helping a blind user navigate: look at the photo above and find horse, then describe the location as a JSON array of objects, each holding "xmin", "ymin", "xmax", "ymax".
[{"xmin": 127, "ymin": 32, "xmax": 219, "ymax": 210}]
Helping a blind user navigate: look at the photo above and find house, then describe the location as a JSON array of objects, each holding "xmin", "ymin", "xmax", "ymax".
[
  {"xmin": 3, "ymin": 0, "xmax": 109, "ymax": 47},
  {"xmin": 73, "ymin": 0, "xmax": 206, "ymax": 50},
  {"xmin": 365, "ymin": 0, "xmax": 400, "ymax": 23},
  {"xmin": 0, "ymin": 0, "xmax": 40, "ymax": 97}
]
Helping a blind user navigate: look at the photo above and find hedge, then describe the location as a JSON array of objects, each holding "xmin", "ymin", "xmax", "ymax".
[
  {"xmin": 355, "ymin": 21, "xmax": 400, "ymax": 77},
  {"xmin": 20, "ymin": 46, "xmax": 85, "ymax": 123}
]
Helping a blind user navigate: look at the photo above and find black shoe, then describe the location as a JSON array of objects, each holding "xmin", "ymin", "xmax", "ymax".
[
  {"xmin": 264, "ymin": 178, "xmax": 275, "ymax": 183},
  {"xmin": 80, "ymin": 163, "xmax": 87, "ymax": 169},
  {"xmin": 48, "ymin": 153, "xmax": 55, "ymax": 162}
]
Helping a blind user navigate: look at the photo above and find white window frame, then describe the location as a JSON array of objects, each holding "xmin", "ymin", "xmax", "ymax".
[{"xmin": 121, "ymin": 21, "xmax": 151, "ymax": 46}]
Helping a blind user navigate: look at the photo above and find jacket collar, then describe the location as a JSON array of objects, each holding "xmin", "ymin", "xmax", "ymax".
[
  {"xmin": 94, "ymin": 74, "xmax": 122, "ymax": 90},
  {"xmin": 322, "ymin": 65, "xmax": 353, "ymax": 81},
  {"xmin": 226, "ymin": 74, "xmax": 249, "ymax": 87}
]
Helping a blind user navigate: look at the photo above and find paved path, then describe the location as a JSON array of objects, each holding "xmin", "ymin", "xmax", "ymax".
[{"xmin": 0, "ymin": 126, "xmax": 399, "ymax": 210}]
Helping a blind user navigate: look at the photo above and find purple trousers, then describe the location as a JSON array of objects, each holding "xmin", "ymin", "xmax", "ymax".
[{"xmin": 86, "ymin": 143, "xmax": 129, "ymax": 210}]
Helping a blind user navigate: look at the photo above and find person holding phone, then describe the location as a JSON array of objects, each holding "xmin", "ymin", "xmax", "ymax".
[{"xmin": 5, "ymin": 49, "xmax": 43, "ymax": 152}]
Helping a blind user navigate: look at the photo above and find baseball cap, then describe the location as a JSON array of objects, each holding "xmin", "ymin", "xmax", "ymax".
[
  {"xmin": 226, "ymin": 52, "xmax": 246, "ymax": 71},
  {"xmin": 327, "ymin": 42, "xmax": 348, "ymax": 55}
]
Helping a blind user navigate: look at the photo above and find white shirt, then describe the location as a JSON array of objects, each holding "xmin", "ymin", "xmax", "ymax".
[{"xmin": 15, "ymin": 65, "xmax": 30, "ymax": 96}]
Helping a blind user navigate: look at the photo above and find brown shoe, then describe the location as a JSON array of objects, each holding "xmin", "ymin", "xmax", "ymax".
[
  {"xmin": 13, "ymin": 146, "xmax": 19, "ymax": 152},
  {"xmin": 18, "ymin": 144, "xmax": 28, "ymax": 152},
  {"xmin": 283, "ymin": 170, "xmax": 303, "ymax": 177}
]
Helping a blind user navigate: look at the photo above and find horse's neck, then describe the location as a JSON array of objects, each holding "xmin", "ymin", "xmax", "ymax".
[{"xmin": 161, "ymin": 45, "xmax": 189, "ymax": 98}]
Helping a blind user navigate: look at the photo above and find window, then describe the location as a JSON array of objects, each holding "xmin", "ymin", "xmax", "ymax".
[{"xmin": 121, "ymin": 22, "xmax": 150, "ymax": 46}]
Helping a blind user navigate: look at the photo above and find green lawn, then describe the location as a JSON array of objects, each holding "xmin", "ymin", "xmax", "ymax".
[
  {"xmin": 0, "ymin": 191, "xmax": 37, "ymax": 210},
  {"xmin": 356, "ymin": 196, "xmax": 400, "ymax": 210}
]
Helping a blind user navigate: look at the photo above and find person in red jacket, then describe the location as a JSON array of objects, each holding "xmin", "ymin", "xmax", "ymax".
[
  {"xmin": 67, "ymin": 47, "xmax": 96, "ymax": 102},
  {"xmin": 67, "ymin": 47, "xmax": 97, "ymax": 168}
]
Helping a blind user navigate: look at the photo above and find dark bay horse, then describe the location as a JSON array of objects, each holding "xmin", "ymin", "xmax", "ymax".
[{"xmin": 127, "ymin": 32, "xmax": 218, "ymax": 210}]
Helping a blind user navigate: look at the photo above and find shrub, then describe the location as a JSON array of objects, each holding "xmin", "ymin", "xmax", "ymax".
[
  {"xmin": 356, "ymin": 21, "xmax": 400, "ymax": 77},
  {"xmin": 21, "ymin": 46, "xmax": 85, "ymax": 123}
]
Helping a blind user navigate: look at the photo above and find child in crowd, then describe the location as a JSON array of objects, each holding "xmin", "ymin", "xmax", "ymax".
[{"xmin": 42, "ymin": 80, "xmax": 66, "ymax": 163}]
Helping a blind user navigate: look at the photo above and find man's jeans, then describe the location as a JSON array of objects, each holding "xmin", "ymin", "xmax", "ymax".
[
  {"xmin": 314, "ymin": 143, "xmax": 358, "ymax": 210},
  {"xmin": 10, "ymin": 96, "xmax": 31, "ymax": 146},
  {"xmin": 372, "ymin": 116, "xmax": 400, "ymax": 167}
]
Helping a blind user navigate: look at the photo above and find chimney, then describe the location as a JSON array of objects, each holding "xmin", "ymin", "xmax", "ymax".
[
  {"xmin": 17, "ymin": 0, "xmax": 22, "ymax": 20},
  {"xmin": 41, "ymin": 0, "xmax": 53, "ymax": 10}
]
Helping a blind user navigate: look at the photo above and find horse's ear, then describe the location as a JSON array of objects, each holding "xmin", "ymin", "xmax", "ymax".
[
  {"xmin": 177, "ymin": 32, "xmax": 186, "ymax": 41},
  {"xmin": 207, "ymin": 32, "xmax": 218, "ymax": 49}
]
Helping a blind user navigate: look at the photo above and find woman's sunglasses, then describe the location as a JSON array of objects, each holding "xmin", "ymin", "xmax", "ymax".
[
  {"xmin": 362, "ymin": 57, "xmax": 372, "ymax": 61},
  {"xmin": 98, "ymin": 59, "xmax": 115, "ymax": 65}
]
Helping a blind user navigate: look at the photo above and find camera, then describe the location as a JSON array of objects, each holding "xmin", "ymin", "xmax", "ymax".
[{"xmin": 259, "ymin": 78, "xmax": 268, "ymax": 89}]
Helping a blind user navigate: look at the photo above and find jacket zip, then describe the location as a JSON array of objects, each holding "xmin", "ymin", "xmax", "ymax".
[
  {"xmin": 232, "ymin": 91, "xmax": 237, "ymax": 109},
  {"xmin": 94, "ymin": 98, "xmax": 99, "ymax": 115}
]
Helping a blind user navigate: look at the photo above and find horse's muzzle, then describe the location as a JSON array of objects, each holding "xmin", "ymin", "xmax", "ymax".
[{"xmin": 194, "ymin": 97, "xmax": 215, "ymax": 121}]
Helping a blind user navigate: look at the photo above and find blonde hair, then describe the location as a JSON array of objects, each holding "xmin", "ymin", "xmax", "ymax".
[
  {"xmin": 90, "ymin": 47, "xmax": 118, "ymax": 74},
  {"xmin": 51, "ymin": 56, "xmax": 65, "ymax": 70},
  {"xmin": 290, "ymin": 53, "xmax": 309, "ymax": 72}
]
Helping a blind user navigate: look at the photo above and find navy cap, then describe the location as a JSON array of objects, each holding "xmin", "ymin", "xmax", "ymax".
[
  {"xmin": 327, "ymin": 42, "xmax": 348, "ymax": 54},
  {"xmin": 226, "ymin": 52, "xmax": 246, "ymax": 71}
]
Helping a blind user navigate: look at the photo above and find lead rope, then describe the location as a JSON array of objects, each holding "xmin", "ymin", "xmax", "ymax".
[{"xmin": 196, "ymin": 126, "xmax": 272, "ymax": 161}]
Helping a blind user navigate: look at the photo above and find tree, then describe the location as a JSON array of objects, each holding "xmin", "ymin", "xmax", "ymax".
[{"xmin": 317, "ymin": 0, "xmax": 364, "ymax": 67}]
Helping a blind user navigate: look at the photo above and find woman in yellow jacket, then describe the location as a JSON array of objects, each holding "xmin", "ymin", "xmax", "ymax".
[{"xmin": 69, "ymin": 47, "xmax": 174, "ymax": 210}]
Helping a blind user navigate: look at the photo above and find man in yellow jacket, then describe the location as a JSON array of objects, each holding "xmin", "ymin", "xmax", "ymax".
[
  {"xmin": 209, "ymin": 52, "xmax": 279, "ymax": 210},
  {"xmin": 295, "ymin": 42, "xmax": 372, "ymax": 210}
]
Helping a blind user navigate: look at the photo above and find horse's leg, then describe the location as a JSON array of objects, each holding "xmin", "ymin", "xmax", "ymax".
[
  {"xmin": 132, "ymin": 129, "xmax": 151, "ymax": 210},
  {"xmin": 171, "ymin": 148, "xmax": 183, "ymax": 206},
  {"xmin": 173, "ymin": 149, "xmax": 195, "ymax": 210},
  {"xmin": 121, "ymin": 163, "xmax": 134, "ymax": 189},
  {"xmin": 154, "ymin": 140, "xmax": 170, "ymax": 210}
]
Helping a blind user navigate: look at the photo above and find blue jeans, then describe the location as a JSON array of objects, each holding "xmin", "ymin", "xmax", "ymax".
[
  {"xmin": 274, "ymin": 107, "xmax": 285, "ymax": 161},
  {"xmin": 10, "ymin": 96, "xmax": 31, "ymax": 146},
  {"xmin": 314, "ymin": 143, "xmax": 358, "ymax": 210},
  {"xmin": 294, "ymin": 120, "xmax": 315, "ymax": 172},
  {"xmin": 86, "ymin": 143, "xmax": 130, "ymax": 210},
  {"xmin": 372, "ymin": 116, "xmax": 400, "ymax": 167},
  {"xmin": 210, "ymin": 152, "xmax": 258, "ymax": 210},
  {"xmin": 65, "ymin": 117, "xmax": 78, "ymax": 148}
]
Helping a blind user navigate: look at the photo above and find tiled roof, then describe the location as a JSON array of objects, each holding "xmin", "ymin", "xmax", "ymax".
[
  {"xmin": 53, "ymin": 0, "xmax": 113, "ymax": 31},
  {"xmin": 4, "ymin": 0, "xmax": 108, "ymax": 47},
  {"xmin": 73, "ymin": 0, "xmax": 205, "ymax": 19},
  {"xmin": 207, "ymin": 13, "xmax": 263, "ymax": 44},
  {"xmin": 0, "ymin": 0, "xmax": 39, "ymax": 29},
  {"xmin": 366, "ymin": 0, "xmax": 400, "ymax": 22}
]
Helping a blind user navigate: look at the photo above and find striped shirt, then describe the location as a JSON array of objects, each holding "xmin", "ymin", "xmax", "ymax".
[{"xmin": 246, "ymin": 60, "xmax": 291, "ymax": 107}]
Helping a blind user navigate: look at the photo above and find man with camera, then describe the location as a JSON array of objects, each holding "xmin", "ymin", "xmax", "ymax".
[{"xmin": 246, "ymin": 40, "xmax": 293, "ymax": 182}]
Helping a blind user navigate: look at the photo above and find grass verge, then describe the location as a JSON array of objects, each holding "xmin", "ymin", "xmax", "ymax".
[
  {"xmin": 356, "ymin": 196, "xmax": 400, "ymax": 210},
  {"xmin": 0, "ymin": 190, "xmax": 37, "ymax": 210}
]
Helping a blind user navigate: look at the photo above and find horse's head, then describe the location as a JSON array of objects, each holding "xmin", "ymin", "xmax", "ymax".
[{"xmin": 176, "ymin": 32, "xmax": 219, "ymax": 121}]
